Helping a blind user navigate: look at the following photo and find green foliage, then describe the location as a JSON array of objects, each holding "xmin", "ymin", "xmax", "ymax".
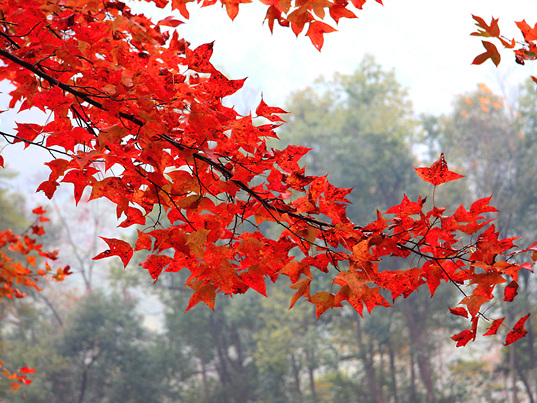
[
  {"xmin": 0, "ymin": 291, "xmax": 164, "ymax": 403},
  {"xmin": 279, "ymin": 55, "xmax": 421, "ymax": 222}
]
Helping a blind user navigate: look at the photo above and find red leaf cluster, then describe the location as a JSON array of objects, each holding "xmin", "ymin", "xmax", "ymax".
[{"xmin": 0, "ymin": 0, "xmax": 533, "ymax": 351}]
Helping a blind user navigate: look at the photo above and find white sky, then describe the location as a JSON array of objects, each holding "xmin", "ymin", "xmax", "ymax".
[
  {"xmin": 2, "ymin": 0, "xmax": 537, "ymax": 200},
  {"xmin": 143, "ymin": 0, "xmax": 537, "ymax": 114}
]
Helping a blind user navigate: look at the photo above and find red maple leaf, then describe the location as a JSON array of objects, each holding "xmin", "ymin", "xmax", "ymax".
[
  {"xmin": 414, "ymin": 153, "xmax": 464, "ymax": 186},
  {"xmin": 504, "ymin": 281, "xmax": 519, "ymax": 302},
  {"xmin": 451, "ymin": 329, "xmax": 474, "ymax": 347},
  {"xmin": 93, "ymin": 237, "xmax": 133, "ymax": 268},
  {"xmin": 483, "ymin": 317, "xmax": 505, "ymax": 336},
  {"xmin": 505, "ymin": 313, "xmax": 530, "ymax": 346},
  {"xmin": 306, "ymin": 21, "xmax": 337, "ymax": 51}
]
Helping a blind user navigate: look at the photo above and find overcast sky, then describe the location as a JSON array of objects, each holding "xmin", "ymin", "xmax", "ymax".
[{"xmin": 2, "ymin": 0, "xmax": 537, "ymax": 200}]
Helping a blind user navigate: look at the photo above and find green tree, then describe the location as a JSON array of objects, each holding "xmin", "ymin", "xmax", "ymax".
[{"xmin": 279, "ymin": 55, "xmax": 419, "ymax": 222}]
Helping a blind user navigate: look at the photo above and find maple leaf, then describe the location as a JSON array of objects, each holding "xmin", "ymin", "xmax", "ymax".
[
  {"xmin": 504, "ymin": 281, "xmax": 518, "ymax": 302},
  {"xmin": 93, "ymin": 237, "xmax": 133, "ymax": 268},
  {"xmin": 505, "ymin": 313, "xmax": 530, "ymax": 346},
  {"xmin": 256, "ymin": 97, "xmax": 288, "ymax": 122},
  {"xmin": 414, "ymin": 153, "xmax": 464, "ymax": 186},
  {"xmin": 14, "ymin": 123, "xmax": 42, "ymax": 148},
  {"xmin": 472, "ymin": 40, "xmax": 501, "ymax": 67},
  {"xmin": 471, "ymin": 15, "xmax": 500, "ymax": 38},
  {"xmin": 459, "ymin": 294, "xmax": 489, "ymax": 318},
  {"xmin": 516, "ymin": 20, "xmax": 537, "ymax": 42},
  {"xmin": 306, "ymin": 21, "xmax": 337, "ymax": 51},
  {"xmin": 329, "ymin": 0, "xmax": 357, "ymax": 23},
  {"xmin": 140, "ymin": 254, "xmax": 174, "ymax": 281},
  {"xmin": 483, "ymin": 317, "xmax": 505, "ymax": 336},
  {"xmin": 187, "ymin": 42, "xmax": 216, "ymax": 73},
  {"xmin": 449, "ymin": 307, "xmax": 469, "ymax": 318},
  {"xmin": 333, "ymin": 271, "xmax": 367, "ymax": 295},
  {"xmin": 451, "ymin": 329, "xmax": 474, "ymax": 347},
  {"xmin": 157, "ymin": 16, "xmax": 183, "ymax": 27},
  {"xmin": 186, "ymin": 281, "xmax": 216, "ymax": 311},
  {"xmin": 289, "ymin": 277, "xmax": 311, "ymax": 308},
  {"xmin": 309, "ymin": 291, "xmax": 340, "ymax": 318},
  {"xmin": 240, "ymin": 265, "xmax": 267, "ymax": 296}
]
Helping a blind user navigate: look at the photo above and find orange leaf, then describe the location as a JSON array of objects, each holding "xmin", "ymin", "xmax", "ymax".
[
  {"xmin": 306, "ymin": 21, "xmax": 337, "ymax": 51},
  {"xmin": 459, "ymin": 294, "xmax": 489, "ymax": 318},
  {"xmin": 309, "ymin": 291, "xmax": 338, "ymax": 318},
  {"xmin": 186, "ymin": 282, "xmax": 216, "ymax": 311},
  {"xmin": 289, "ymin": 277, "xmax": 311, "ymax": 308},
  {"xmin": 516, "ymin": 20, "xmax": 537, "ymax": 42}
]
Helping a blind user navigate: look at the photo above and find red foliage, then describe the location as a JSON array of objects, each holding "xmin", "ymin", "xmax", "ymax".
[
  {"xmin": 0, "ymin": 208, "xmax": 70, "ymax": 391},
  {"xmin": 0, "ymin": 0, "xmax": 533, "ymax": 358}
]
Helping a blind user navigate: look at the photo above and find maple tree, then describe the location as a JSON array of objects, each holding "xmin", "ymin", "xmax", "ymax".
[{"xmin": 0, "ymin": 0, "xmax": 534, "ymax": 377}]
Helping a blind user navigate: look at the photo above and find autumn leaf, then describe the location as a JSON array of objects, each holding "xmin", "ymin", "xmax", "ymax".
[
  {"xmin": 516, "ymin": 20, "xmax": 537, "ymax": 42},
  {"xmin": 306, "ymin": 21, "xmax": 337, "ymax": 51},
  {"xmin": 93, "ymin": 237, "xmax": 133, "ymax": 268},
  {"xmin": 451, "ymin": 329, "xmax": 474, "ymax": 347},
  {"xmin": 186, "ymin": 281, "xmax": 216, "ymax": 311},
  {"xmin": 289, "ymin": 277, "xmax": 311, "ymax": 308},
  {"xmin": 471, "ymin": 15, "xmax": 500, "ymax": 38},
  {"xmin": 504, "ymin": 281, "xmax": 518, "ymax": 302},
  {"xmin": 256, "ymin": 97, "xmax": 288, "ymax": 122},
  {"xmin": 472, "ymin": 40, "xmax": 501, "ymax": 67},
  {"xmin": 140, "ymin": 254, "xmax": 174, "ymax": 281},
  {"xmin": 483, "ymin": 317, "xmax": 504, "ymax": 336},
  {"xmin": 505, "ymin": 313, "xmax": 530, "ymax": 346},
  {"xmin": 449, "ymin": 307, "xmax": 469, "ymax": 318},
  {"xmin": 18, "ymin": 367, "xmax": 36, "ymax": 374},
  {"xmin": 414, "ymin": 153, "xmax": 464, "ymax": 186},
  {"xmin": 459, "ymin": 294, "xmax": 489, "ymax": 318},
  {"xmin": 157, "ymin": 16, "xmax": 183, "ymax": 27},
  {"xmin": 187, "ymin": 42, "xmax": 216, "ymax": 73},
  {"xmin": 309, "ymin": 291, "xmax": 339, "ymax": 318},
  {"xmin": 329, "ymin": 0, "xmax": 357, "ymax": 23}
]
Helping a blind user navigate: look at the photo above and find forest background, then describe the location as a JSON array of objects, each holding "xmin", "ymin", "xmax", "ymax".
[{"xmin": 1, "ymin": 0, "xmax": 537, "ymax": 402}]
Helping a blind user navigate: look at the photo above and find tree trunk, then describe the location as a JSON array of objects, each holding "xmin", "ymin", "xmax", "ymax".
[
  {"xmin": 510, "ymin": 347, "xmax": 520, "ymax": 403},
  {"xmin": 201, "ymin": 359, "xmax": 210, "ymax": 403},
  {"xmin": 355, "ymin": 315, "xmax": 384, "ymax": 403},
  {"xmin": 516, "ymin": 363, "xmax": 535, "ymax": 403},
  {"xmin": 388, "ymin": 342, "xmax": 399, "ymax": 403},
  {"xmin": 290, "ymin": 353, "xmax": 302, "ymax": 396},
  {"xmin": 410, "ymin": 351, "xmax": 417, "ymax": 403},
  {"xmin": 78, "ymin": 368, "xmax": 88, "ymax": 403},
  {"xmin": 210, "ymin": 315, "xmax": 232, "ymax": 402},
  {"xmin": 305, "ymin": 348, "xmax": 318, "ymax": 402},
  {"xmin": 404, "ymin": 299, "xmax": 436, "ymax": 403}
]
